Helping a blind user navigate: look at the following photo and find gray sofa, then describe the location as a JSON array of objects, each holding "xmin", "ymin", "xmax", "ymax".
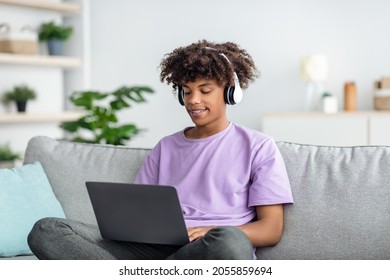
[{"xmin": 4, "ymin": 135, "xmax": 390, "ymax": 259}]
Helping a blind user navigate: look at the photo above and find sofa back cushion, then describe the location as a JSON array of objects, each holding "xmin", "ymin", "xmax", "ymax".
[
  {"xmin": 24, "ymin": 137, "xmax": 390, "ymax": 259},
  {"xmin": 24, "ymin": 136, "xmax": 150, "ymax": 226},
  {"xmin": 257, "ymin": 142, "xmax": 390, "ymax": 259}
]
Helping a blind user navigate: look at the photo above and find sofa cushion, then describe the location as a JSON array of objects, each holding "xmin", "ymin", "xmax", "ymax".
[
  {"xmin": 257, "ymin": 142, "xmax": 390, "ymax": 259},
  {"xmin": 23, "ymin": 136, "xmax": 151, "ymax": 226},
  {"xmin": 0, "ymin": 161, "xmax": 65, "ymax": 257}
]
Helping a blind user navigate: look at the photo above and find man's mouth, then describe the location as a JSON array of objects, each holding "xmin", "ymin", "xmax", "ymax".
[
  {"xmin": 188, "ymin": 108, "xmax": 208, "ymax": 117},
  {"xmin": 190, "ymin": 109, "xmax": 207, "ymax": 113}
]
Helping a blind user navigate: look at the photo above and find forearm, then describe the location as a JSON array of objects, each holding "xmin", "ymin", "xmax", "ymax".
[
  {"xmin": 237, "ymin": 219, "xmax": 283, "ymax": 247},
  {"xmin": 237, "ymin": 204, "xmax": 284, "ymax": 247}
]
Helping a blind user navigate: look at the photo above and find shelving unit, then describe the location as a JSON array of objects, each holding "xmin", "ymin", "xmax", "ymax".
[
  {"xmin": 0, "ymin": 0, "xmax": 81, "ymax": 13},
  {"xmin": 0, "ymin": 112, "xmax": 82, "ymax": 123},
  {"xmin": 0, "ymin": 0, "xmax": 82, "ymax": 68},
  {"xmin": 0, "ymin": 53, "xmax": 81, "ymax": 68},
  {"xmin": 0, "ymin": 0, "xmax": 87, "ymax": 153}
]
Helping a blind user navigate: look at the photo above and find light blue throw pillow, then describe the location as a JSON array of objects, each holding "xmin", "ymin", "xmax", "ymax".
[{"xmin": 0, "ymin": 161, "xmax": 65, "ymax": 257}]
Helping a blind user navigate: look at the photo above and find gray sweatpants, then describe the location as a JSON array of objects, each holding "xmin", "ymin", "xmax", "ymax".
[{"xmin": 27, "ymin": 218, "xmax": 253, "ymax": 260}]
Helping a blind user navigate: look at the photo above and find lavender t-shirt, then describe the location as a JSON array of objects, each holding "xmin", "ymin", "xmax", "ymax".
[{"xmin": 135, "ymin": 122, "xmax": 293, "ymax": 228}]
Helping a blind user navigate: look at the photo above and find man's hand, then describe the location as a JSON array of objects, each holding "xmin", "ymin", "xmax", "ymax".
[{"xmin": 187, "ymin": 226, "xmax": 215, "ymax": 242}]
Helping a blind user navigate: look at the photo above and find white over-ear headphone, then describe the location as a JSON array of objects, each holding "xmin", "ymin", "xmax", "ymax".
[{"xmin": 177, "ymin": 48, "xmax": 243, "ymax": 106}]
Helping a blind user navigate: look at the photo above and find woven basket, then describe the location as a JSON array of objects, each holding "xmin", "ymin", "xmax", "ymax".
[
  {"xmin": 0, "ymin": 39, "xmax": 37, "ymax": 54},
  {"xmin": 374, "ymin": 96, "xmax": 390, "ymax": 110}
]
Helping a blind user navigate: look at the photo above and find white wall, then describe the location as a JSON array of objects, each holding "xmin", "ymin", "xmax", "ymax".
[
  {"xmin": 88, "ymin": 0, "xmax": 390, "ymax": 148},
  {"xmin": 3, "ymin": 0, "xmax": 389, "ymax": 153}
]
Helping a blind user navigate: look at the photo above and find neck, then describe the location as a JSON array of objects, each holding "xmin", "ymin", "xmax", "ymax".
[{"xmin": 185, "ymin": 119, "xmax": 230, "ymax": 139}]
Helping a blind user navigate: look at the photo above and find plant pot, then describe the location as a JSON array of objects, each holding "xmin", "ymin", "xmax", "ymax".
[
  {"xmin": 47, "ymin": 39, "xmax": 63, "ymax": 56},
  {"xmin": 16, "ymin": 101, "xmax": 27, "ymax": 112},
  {"xmin": 322, "ymin": 96, "xmax": 338, "ymax": 114},
  {"xmin": 0, "ymin": 160, "xmax": 16, "ymax": 169}
]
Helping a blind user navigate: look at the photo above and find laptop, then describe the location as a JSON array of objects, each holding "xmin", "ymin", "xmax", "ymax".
[{"xmin": 85, "ymin": 181, "xmax": 190, "ymax": 246}]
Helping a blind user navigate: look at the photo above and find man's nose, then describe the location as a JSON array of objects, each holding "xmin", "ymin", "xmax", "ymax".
[{"xmin": 187, "ymin": 91, "xmax": 202, "ymax": 104}]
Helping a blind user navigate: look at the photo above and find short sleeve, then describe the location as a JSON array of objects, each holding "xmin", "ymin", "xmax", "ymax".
[
  {"xmin": 134, "ymin": 143, "xmax": 160, "ymax": 185},
  {"xmin": 248, "ymin": 138, "xmax": 294, "ymax": 207}
]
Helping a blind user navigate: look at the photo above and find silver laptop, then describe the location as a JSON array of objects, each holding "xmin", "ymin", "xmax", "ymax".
[{"xmin": 86, "ymin": 181, "xmax": 190, "ymax": 246}]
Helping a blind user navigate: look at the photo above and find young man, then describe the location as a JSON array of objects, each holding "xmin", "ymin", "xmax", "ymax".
[{"xmin": 28, "ymin": 40, "xmax": 293, "ymax": 260}]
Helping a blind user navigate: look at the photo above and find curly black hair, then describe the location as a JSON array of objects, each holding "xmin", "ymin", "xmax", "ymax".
[{"xmin": 160, "ymin": 40, "xmax": 259, "ymax": 91}]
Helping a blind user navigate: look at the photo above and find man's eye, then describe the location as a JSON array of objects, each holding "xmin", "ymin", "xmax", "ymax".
[
  {"xmin": 201, "ymin": 91, "xmax": 211, "ymax": 94},
  {"xmin": 184, "ymin": 91, "xmax": 191, "ymax": 95}
]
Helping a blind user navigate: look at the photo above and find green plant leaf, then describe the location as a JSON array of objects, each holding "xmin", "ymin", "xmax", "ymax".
[
  {"xmin": 69, "ymin": 136, "xmax": 97, "ymax": 144},
  {"xmin": 60, "ymin": 117, "xmax": 94, "ymax": 132},
  {"xmin": 135, "ymin": 86, "xmax": 155, "ymax": 93},
  {"xmin": 0, "ymin": 143, "xmax": 20, "ymax": 161},
  {"xmin": 39, "ymin": 21, "xmax": 73, "ymax": 41},
  {"xmin": 71, "ymin": 91, "xmax": 107, "ymax": 109},
  {"xmin": 61, "ymin": 85, "xmax": 153, "ymax": 145},
  {"xmin": 2, "ymin": 84, "xmax": 37, "ymax": 103},
  {"xmin": 91, "ymin": 107, "xmax": 117, "ymax": 125},
  {"xmin": 110, "ymin": 99, "xmax": 130, "ymax": 110},
  {"xmin": 112, "ymin": 86, "xmax": 127, "ymax": 98},
  {"xmin": 77, "ymin": 117, "xmax": 95, "ymax": 131},
  {"xmin": 117, "ymin": 124, "xmax": 138, "ymax": 137},
  {"xmin": 114, "ymin": 86, "xmax": 154, "ymax": 104},
  {"xmin": 98, "ymin": 124, "xmax": 138, "ymax": 145},
  {"xmin": 59, "ymin": 121, "xmax": 79, "ymax": 133}
]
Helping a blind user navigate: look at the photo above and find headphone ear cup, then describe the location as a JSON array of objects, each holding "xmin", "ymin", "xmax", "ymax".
[
  {"xmin": 224, "ymin": 72, "xmax": 243, "ymax": 105},
  {"xmin": 233, "ymin": 85, "xmax": 243, "ymax": 104},
  {"xmin": 178, "ymin": 86, "xmax": 185, "ymax": 106},
  {"xmin": 224, "ymin": 86, "xmax": 235, "ymax": 105},
  {"xmin": 224, "ymin": 86, "xmax": 243, "ymax": 105}
]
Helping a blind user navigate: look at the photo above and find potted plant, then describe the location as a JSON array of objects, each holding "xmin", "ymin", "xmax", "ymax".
[
  {"xmin": 2, "ymin": 84, "xmax": 37, "ymax": 112},
  {"xmin": 38, "ymin": 20, "xmax": 73, "ymax": 55},
  {"xmin": 60, "ymin": 85, "xmax": 154, "ymax": 145},
  {"xmin": 321, "ymin": 92, "xmax": 338, "ymax": 114},
  {"xmin": 0, "ymin": 143, "xmax": 20, "ymax": 168}
]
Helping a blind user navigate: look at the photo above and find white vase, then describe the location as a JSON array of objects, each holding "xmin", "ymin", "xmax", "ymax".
[{"xmin": 304, "ymin": 81, "xmax": 324, "ymax": 111}]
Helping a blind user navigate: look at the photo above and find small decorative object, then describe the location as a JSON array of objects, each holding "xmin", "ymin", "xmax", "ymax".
[
  {"xmin": 38, "ymin": 21, "xmax": 73, "ymax": 56},
  {"xmin": 0, "ymin": 23, "xmax": 38, "ymax": 54},
  {"xmin": 373, "ymin": 77, "xmax": 390, "ymax": 110},
  {"xmin": 301, "ymin": 54, "xmax": 328, "ymax": 111},
  {"xmin": 60, "ymin": 86, "xmax": 154, "ymax": 145},
  {"xmin": 0, "ymin": 143, "xmax": 20, "ymax": 168},
  {"xmin": 344, "ymin": 81, "xmax": 357, "ymax": 111},
  {"xmin": 321, "ymin": 92, "xmax": 338, "ymax": 114},
  {"xmin": 2, "ymin": 84, "xmax": 37, "ymax": 112}
]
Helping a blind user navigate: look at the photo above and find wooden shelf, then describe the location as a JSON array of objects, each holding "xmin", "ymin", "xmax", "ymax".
[
  {"xmin": 0, "ymin": 53, "xmax": 81, "ymax": 68},
  {"xmin": 0, "ymin": 0, "xmax": 81, "ymax": 13},
  {"xmin": 0, "ymin": 112, "xmax": 83, "ymax": 123}
]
